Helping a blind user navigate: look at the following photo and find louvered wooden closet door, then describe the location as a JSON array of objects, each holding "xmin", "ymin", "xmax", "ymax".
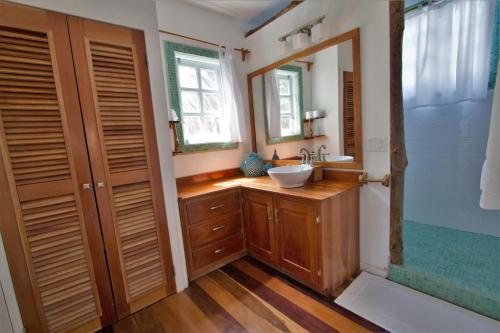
[
  {"xmin": 67, "ymin": 17, "xmax": 176, "ymax": 318},
  {"xmin": 343, "ymin": 71, "xmax": 355, "ymax": 156},
  {"xmin": 0, "ymin": 2, "xmax": 116, "ymax": 332}
]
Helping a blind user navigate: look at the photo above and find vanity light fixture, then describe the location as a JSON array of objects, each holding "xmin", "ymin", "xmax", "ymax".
[
  {"xmin": 311, "ymin": 21, "xmax": 324, "ymax": 42},
  {"xmin": 278, "ymin": 15, "xmax": 326, "ymax": 49},
  {"xmin": 282, "ymin": 35, "xmax": 293, "ymax": 54},
  {"xmin": 292, "ymin": 32, "xmax": 309, "ymax": 49}
]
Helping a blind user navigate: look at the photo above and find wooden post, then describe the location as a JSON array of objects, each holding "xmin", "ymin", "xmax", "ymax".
[{"xmin": 389, "ymin": 0, "xmax": 407, "ymax": 265}]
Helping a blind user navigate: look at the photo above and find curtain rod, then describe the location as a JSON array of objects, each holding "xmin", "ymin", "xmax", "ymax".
[
  {"xmin": 159, "ymin": 29, "xmax": 251, "ymax": 61},
  {"xmin": 404, "ymin": 0, "xmax": 445, "ymax": 14}
]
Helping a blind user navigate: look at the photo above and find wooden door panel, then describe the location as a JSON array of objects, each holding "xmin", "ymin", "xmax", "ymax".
[
  {"xmin": 67, "ymin": 17, "xmax": 176, "ymax": 317},
  {"xmin": 0, "ymin": 2, "xmax": 115, "ymax": 331},
  {"xmin": 275, "ymin": 197, "xmax": 318, "ymax": 286},
  {"xmin": 243, "ymin": 190, "xmax": 275, "ymax": 263}
]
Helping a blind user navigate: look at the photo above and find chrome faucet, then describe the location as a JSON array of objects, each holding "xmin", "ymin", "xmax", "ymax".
[
  {"xmin": 317, "ymin": 144, "xmax": 328, "ymax": 162},
  {"xmin": 299, "ymin": 148, "xmax": 310, "ymax": 165}
]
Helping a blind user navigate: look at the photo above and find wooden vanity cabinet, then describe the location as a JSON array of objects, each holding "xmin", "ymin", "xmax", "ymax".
[
  {"xmin": 275, "ymin": 196, "xmax": 320, "ymax": 287},
  {"xmin": 242, "ymin": 188, "xmax": 359, "ymax": 295},
  {"xmin": 179, "ymin": 189, "xmax": 246, "ymax": 279},
  {"xmin": 242, "ymin": 190, "xmax": 276, "ymax": 264}
]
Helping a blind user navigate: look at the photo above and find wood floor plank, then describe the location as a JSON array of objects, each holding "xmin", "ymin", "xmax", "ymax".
[
  {"xmin": 108, "ymin": 315, "xmax": 140, "ymax": 333},
  {"xmin": 221, "ymin": 264, "xmax": 339, "ymax": 333},
  {"xmin": 100, "ymin": 256, "xmax": 384, "ymax": 333},
  {"xmin": 152, "ymin": 291, "xmax": 220, "ymax": 333},
  {"xmin": 243, "ymin": 257, "xmax": 387, "ymax": 333},
  {"xmin": 132, "ymin": 303, "xmax": 166, "ymax": 333},
  {"xmin": 229, "ymin": 259, "xmax": 374, "ymax": 333},
  {"xmin": 185, "ymin": 282, "xmax": 248, "ymax": 333},
  {"xmin": 195, "ymin": 274, "xmax": 284, "ymax": 333},
  {"xmin": 209, "ymin": 269, "xmax": 306, "ymax": 333}
]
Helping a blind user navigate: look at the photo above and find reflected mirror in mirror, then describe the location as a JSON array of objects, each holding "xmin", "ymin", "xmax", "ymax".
[{"xmin": 250, "ymin": 31, "xmax": 361, "ymax": 168}]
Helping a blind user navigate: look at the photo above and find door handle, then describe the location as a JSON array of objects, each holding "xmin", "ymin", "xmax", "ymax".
[
  {"xmin": 96, "ymin": 181, "xmax": 105, "ymax": 188},
  {"xmin": 82, "ymin": 183, "xmax": 91, "ymax": 190}
]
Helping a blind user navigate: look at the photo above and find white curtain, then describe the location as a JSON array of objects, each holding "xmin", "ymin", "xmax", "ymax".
[
  {"xmin": 403, "ymin": 0, "xmax": 495, "ymax": 107},
  {"xmin": 264, "ymin": 70, "xmax": 281, "ymax": 138},
  {"xmin": 218, "ymin": 47, "xmax": 247, "ymax": 142},
  {"xmin": 480, "ymin": 69, "xmax": 500, "ymax": 209}
]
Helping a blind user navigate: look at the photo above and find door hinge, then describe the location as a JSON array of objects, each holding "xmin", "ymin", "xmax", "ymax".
[
  {"xmin": 172, "ymin": 265, "xmax": 176, "ymax": 277},
  {"xmin": 316, "ymin": 215, "xmax": 320, "ymax": 224},
  {"xmin": 317, "ymin": 269, "xmax": 321, "ymax": 277},
  {"xmin": 145, "ymin": 53, "xmax": 149, "ymax": 68}
]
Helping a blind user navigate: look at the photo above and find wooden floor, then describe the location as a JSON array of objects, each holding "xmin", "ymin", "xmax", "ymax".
[{"xmin": 100, "ymin": 257, "xmax": 387, "ymax": 333}]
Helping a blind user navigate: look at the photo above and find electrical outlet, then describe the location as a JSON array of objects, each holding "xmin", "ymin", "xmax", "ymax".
[{"xmin": 366, "ymin": 137, "xmax": 388, "ymax": 152}]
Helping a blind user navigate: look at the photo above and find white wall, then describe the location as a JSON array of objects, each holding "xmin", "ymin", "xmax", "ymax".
[
  {"xmin": 2, "ymin": 2, "xmax": 190, "ymax": 331},
  {"xmin": 0, "ymin": 236, "xmax": 22, "ymax": 333},
  {"xmin": 156, "ymin": 0, "xmax": 252, "ymax": 178},
  {"xmin": 312, "ymin": 46, "xmax": 341, "ymax": 156},
  {"xmin": 246, "ymin": 0, "xmax": 391, "ymax": 277}
]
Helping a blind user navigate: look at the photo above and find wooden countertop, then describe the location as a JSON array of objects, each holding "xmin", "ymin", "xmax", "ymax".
[{"xmin": 177, "ymin": 176, "xmax": 360, "ymax": 201}]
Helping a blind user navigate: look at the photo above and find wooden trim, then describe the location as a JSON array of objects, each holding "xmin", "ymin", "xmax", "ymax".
[
  {"xmin": 323, "ymin": 170, "xmax": 363, "ymax": 183},
  {"xmin": 248, "ymin": 29, "xmax": 359, "ymax": 78},
  {"xmin": 247, "ymin": 28, "xmax": 363, "ymax": 170},
  {"xmin": 176, "ymin": 168, "xmax": 243, "ymax": 188},
  {"xmin": 245, "ymin": 1, "xmax": 304, "ymax": 37},
  {"xmin": 389, "ymin": 1, "xmax": 406, "ymax": 265}
]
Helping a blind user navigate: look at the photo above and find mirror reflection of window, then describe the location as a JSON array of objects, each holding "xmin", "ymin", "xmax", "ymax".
[
  {"xmin": 277, "ymin": 69, "xmax": 301, "ymax": 136},
  {"xmin": 264, "ymin": 65, "xmax": 304, "ymax": 142}
]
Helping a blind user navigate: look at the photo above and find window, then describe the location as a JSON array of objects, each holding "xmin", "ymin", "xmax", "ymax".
[{"xmin": 164, "ymin": 42, "xmax": 237, "ymax": 152}]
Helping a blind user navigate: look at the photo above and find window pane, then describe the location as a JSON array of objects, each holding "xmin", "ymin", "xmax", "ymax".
[
  {"xmin": 280, "ymin": 97, "xmax": 291, "ymax": 114},
  {"xmin": 203, "ymin": 116, "xmax": 221, "ymax": 136},
  {"xmin": 201, "ymin": 68, "xmax": 219, "ymax": 90},
  {"xmin": 281, "ymin": 115, "xmax": 292, "ymax": 131},
  {"xmin": 203, "ymin": 92, "xmax": 221, "ymax": 114},
  {"xmin": 279, "ymin": 78, "xmax": 290, "ymax": 95},
  {"xmin": 178, "ymin": 65, "xmax": 198, "ymax": 88},
  {"xmin": 183, "ymin": 116, "xmax": 202, "ymax": 141},
  {"xmin": 181, "ymin": 90, "xmax": 200, "ymax": 113}
]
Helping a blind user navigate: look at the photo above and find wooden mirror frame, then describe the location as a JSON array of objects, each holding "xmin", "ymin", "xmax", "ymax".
[{"xmin": 247, "ymin": 28, "xmax": 363, "ymax": 169}]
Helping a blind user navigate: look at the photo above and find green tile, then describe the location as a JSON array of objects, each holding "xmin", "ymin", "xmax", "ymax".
[{"xmin": 389, "ymin": 220, "xmax": 500, "ymax": 320}]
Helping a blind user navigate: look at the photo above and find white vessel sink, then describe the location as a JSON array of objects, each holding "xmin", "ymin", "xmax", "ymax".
[
  {"xmin": 268, "ymin": 165, "xmax": 313, "ymax": 188},
  {"xmin": 324, "ymin": 155, "xmax": 354, "ymax": 162}
]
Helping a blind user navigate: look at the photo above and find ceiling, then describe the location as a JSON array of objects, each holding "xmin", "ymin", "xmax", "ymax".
[{"xmin": 183, "ymin": 0, "xmax": 294, "ymax": 28}]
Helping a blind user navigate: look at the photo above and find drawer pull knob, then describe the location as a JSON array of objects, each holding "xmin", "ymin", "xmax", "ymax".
[
  {"xmin": 212, "ymin": 225, "xmax": 225, "ymax": 231},
  {"xmin": 214, "ymin": 247, "xmax": 226, "ymax": 254},
  {"xmin": 210, "ymin": 204, "xmax": 225, "ymax": 210}
]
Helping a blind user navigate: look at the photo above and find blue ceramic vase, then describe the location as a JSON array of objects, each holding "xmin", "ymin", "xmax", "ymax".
[{"xmin": 240, "ymin": 153, "xmax": 272, "ymax": 177}]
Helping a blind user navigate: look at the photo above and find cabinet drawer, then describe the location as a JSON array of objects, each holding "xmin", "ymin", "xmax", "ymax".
[
  {"xmin": 191, "ymin": 233, "xmax": 244, "ymax": 271},
  {"xmin": 189, "ymin": 212, "xmax": 242, "ymax": 249},
  {"xmin": 185, "ymin": 190, "xmax": 240, "ymax": 224}
]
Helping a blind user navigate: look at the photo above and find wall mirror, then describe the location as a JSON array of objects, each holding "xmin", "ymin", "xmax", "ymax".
[{"xmin": 248, "ymin": 28, "xmax": 362, "ymax": 169}]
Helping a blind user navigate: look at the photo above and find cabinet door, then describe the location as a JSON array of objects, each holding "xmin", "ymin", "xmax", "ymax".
[
  {"xmin": 0, "ymin": 2, "xmax": 115, "ymax": 331},
  {"xmin": 243, "ymin": 190, "xmax": 276, "ymax": 264},
  {"xmin": 275, "ymin": 196, "xmax": 319, "ymax": 286},
  {"xmin": 67, "ymin": 17, "xmax": 176, "ymax": 317}
]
